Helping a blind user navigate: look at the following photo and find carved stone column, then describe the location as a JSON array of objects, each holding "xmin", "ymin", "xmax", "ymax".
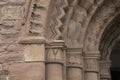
[
  {"xmin": 46, "ymin": 40, "xmax": 66, "ymax": 80},
  {"xmin": 66, "ymin": 48, "xmax": 83, "ymax": 80},
  {"xmin": 84, "ymin": 51, "xmax": 100, "ymax": 80},
  {"xmin": 100, "ymin": 60, "xmax": 111, "ymax": 80}
]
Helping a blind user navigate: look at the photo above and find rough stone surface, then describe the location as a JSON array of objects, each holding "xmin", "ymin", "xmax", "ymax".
[
  {"xmin": 0, "ymin": 0, "xmax": 119, "ymax": 80},
  {"xmin": 5, "ymin": 62, "xmax": 45, "ymax": 80}
]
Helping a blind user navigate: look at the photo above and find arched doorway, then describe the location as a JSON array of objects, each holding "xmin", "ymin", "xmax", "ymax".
[{"xmin": 99, "ymin": 14, "xmax": 120, "ymax": 80}]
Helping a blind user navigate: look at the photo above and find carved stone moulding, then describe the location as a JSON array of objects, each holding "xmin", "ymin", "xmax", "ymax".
[
  {"xmin": 84, "ymin": 51, "xmax": 100, "ymax": 58},
  {"xmin": 45, "ymin": 0, "xmax": 68, "ymax": 40},
  {"xmin": 46, "ymin": 40, "xmax": 65, "ymax": 48},
  {"xmin": 18, "ymin": 37, "xmax": 46, "ymax": 44},
  {"xmin": 67, "ymin": 48, "xmax": 82, "ymax": 54}
]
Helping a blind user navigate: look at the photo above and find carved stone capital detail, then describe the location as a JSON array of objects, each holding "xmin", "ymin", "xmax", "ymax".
[
  {"xmin": 66, "ymin": 48, "xmax": 83, "ymax": 68},
  {"xmin": 84, "ymin": 51, "xmax": 100, "ymax": 72},
  {"xmin": 85, "ymin": 58, "xmax": 99, "ymax": 72},
  {"xmin": 45, "ymin": 40, "xmax": 66, "ymax": 64},
  {"xmin": 100, "ymin": 60, "xmax": 111, "ymax": 79}
]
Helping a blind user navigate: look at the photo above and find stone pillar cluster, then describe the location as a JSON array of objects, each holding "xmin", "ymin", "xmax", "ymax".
[
  {"xmin": 84, "ymin": 52, "xmax": 100, "ymax": 80},
  {"xmin": 0, "ymin": 0, "xmax": 115, "ymax": 80},
  {"xmin": 100, "ymin": 60, "xmax": 111, "ymax": 80},
  {"xmin": 17, "ymin": 37, "xmax": 113, "ymax": 80}
]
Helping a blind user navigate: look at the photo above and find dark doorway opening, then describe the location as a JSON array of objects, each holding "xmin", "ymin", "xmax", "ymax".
[
  {"xmin": 111, "ymin": 70, "xmax": 120, "ymax": 80},
  {"xmin": 110, "ymin": 45, "xmax": 120, "ymax": 80}
]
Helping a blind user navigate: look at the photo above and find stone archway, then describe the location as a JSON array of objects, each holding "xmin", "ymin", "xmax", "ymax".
[
  {"xmin": 82, "ymin": 0, "xmax": 120, "ymax": 80},
  {"xmin": 99, "ymin": 14, "xmax": 120, "ymax": 80}
]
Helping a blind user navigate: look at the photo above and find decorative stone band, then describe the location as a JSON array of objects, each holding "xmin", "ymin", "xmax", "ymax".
[
  {"xmin": 100, "ymin": 60, "xmax": 111, "ymax": 79},
  {"xmin": 45, "ymin": 40, "xmax": 66, "ymax": 64},
  {"xmin": 66, "ymin": 48, "xmax": 83, "ymax": 69},
  {"xmin": 84, "ymin": 51, "xmax": 100, "ymax": 72},
  {"xmin": 18, "ymin": 37, "xmax": 46, "ymax": 44}
]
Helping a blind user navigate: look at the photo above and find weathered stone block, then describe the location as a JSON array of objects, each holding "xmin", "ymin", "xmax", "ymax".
[
  {"xmin": 24, "ymin": 44, "xmax": 45, "ymax": 62},
  {"xmin": 8, "ymin": 62, "xmax": 45, "ymax": 80},
  {"xmin": 1, "ymin": 6, "xmax": 23, "ymax": 20}
]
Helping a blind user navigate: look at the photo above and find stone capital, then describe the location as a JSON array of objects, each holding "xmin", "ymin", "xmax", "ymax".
[
  {"xmin": 66, "ymin": 48, "xmax": 83, "ymax": 68},
  {"xmin": 100, "ymin": 60, "xmax": 111, "ymax": 79},
  {"xmin": 45, "ymin": 40, "xmax": 66, "ymax": 64},
  {"xmin": 84, "ymin": 51, "xmax": 100, "ymax": 72},
  {"xmin": 100, "ymin": 60, "xmax": 111, "ymax": 68}
]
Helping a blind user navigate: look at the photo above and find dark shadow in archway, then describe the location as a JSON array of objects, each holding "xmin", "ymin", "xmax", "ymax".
[{"xmin": 110, "ymin": 44, "xmax": 120, "ymax": 80}]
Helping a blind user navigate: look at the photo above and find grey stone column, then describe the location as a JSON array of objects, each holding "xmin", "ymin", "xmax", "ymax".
[
  {"xmin": 84, "ymin": 51, "xmax": 100, "ymax": 80},
  {"xmin": 100, "ymin": 60, "xmax": 111, "ymax": 80},
  {"xmin": 46, "ymin": 40, "xmax": 66, "ymax": 80},
  {"xmin": 66, "ymin": 48, "xmax": 83, "ymax": 80}
]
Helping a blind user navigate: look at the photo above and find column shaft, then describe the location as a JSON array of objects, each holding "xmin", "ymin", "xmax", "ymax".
[
  {"xmin": 46, "ymin": 64, "xmax": 63, "ymax": 80},
  {"xmin": 85, "ymin": 73, "xmax": 98, "ymax": 80},
  {"xmin": 67, "ymin": 68, "xmax": 82, "ymax": 80}
]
